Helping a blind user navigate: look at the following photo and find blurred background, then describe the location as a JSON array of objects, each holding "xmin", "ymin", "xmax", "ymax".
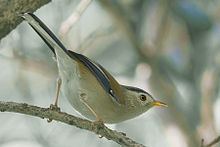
[{"xmin": 0, "ymin": 0, "xmax": 220, "ymax": 146}]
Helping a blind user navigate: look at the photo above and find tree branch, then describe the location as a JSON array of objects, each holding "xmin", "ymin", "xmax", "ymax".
[
  {"xmin": 0, "ymin": 0, "xmax": 51, "ymax": 40},
  {"xmin": 0, "ymin": 101, "xmax": 145, "ymax": 147},
  {"xmin": 59, "ymin": 0, "xmax": 93, "ymax": 38},
  {"xmin": 202, "ymin": 136, "xmax": 220, "ymax": 147}
]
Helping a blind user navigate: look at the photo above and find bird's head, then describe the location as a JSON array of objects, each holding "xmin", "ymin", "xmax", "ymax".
[{"xmin": 122, "ymin": 85, "xmax": 167, "ymax": 113}]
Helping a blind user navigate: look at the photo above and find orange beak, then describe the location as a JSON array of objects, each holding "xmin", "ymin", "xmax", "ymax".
[{"xmin": 153, "ymin": 100, "xmax": 168, "ymax": 107}]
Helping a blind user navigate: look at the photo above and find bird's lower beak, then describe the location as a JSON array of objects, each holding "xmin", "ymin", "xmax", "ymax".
[{"xmin": 153, "ymin": 100, "xmax": 168, "ymax": 107}]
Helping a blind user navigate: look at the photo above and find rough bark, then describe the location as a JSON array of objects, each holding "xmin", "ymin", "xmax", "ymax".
[
  {"xmin": 0, "ymin": 101, "xmax": 145, "ymax": 147},
  {"xmin": 0, "ymin": 0, "xmax": 51, "ymax": 40}
]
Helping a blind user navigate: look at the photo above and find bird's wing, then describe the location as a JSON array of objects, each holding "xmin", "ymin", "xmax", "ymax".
[
  {"xmin": 22, "ymin": 12, "xmax": 125, "ymax": 105},
  {"xmin": 68, "ymin": 51, "xmax": 125, "ymax": 105}
]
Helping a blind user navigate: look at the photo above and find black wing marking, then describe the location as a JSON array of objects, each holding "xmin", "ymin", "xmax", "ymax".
[{"xmin": 68, "ymin": 51, "xmax": 118, "ymax": 101}]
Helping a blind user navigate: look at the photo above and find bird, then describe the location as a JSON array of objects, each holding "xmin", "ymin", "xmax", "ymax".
[{"xmin": 21, "ymin": 12, "xmax": 167, "ymax": 124}]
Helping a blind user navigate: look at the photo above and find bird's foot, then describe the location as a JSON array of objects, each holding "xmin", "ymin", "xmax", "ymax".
[
  {"xmin": 47, "ymin": 104, "xmax": 61, "ymax": 123},
  {"xmin": 49, "ymin": 104, "xmax": 61, "ymax": 112},
  {"xmin": 93, "ymin": 117, "xmax": 104, "ymax": 126},
  {"xmin": 91, "ymin": 118, "xmax": 106, "ymax": 138},
  {"xmin": 47, "ymin": 78, "xmax": 62, "ymax": 123}
]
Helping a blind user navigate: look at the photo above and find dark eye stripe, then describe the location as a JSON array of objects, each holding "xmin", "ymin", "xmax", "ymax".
[{"xmin": 122, "ymin": 85, "xmax": 153, "ymax": 98}]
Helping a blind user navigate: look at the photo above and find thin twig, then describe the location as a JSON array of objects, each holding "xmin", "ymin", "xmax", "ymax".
[
  {"xmin": 153, "ymin": 0, "xmax": 171, "ymax": 52},
  {"xmin": 203, "ymin": 136, "xmax": 220, "ymax": 147},
  {"xmin": 59, "ymin": 0, "xmax": 93, "ymax": 38},
  {"xmin": 0, "ymin": 101, "xmax": 145, "ymax": 147},
  {"xmin": 76, "ymin": 26, "xmax": 115, "ymax": 52},
  {"xmin": 201, "ymin": 139, "xmax": 205, "ymax": 147}
]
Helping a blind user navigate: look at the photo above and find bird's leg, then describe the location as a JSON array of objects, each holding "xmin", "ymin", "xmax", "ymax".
[
  {"xmin": 80, "ymin": 98, "xmax": 103, "ymax": 123},
  {"xmin": 48, "ymin": 78, "xmax": 62, "ymax": 122},
  {"xmin": 49, "ymin": 77, "xmax": 62, "ymax": 111},
  {"xmin": 54, "ymin": 77, "xmax": 62, "ymax": 107}
]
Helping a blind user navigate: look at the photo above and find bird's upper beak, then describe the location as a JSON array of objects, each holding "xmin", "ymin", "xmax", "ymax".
[{"xmin": 153, "ymin": 100, "xmax": 168, "ymax": 107}]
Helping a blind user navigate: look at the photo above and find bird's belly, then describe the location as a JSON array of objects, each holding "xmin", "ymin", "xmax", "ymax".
[
  {"xmin": 57, "ymin": 71, "xmax": 112, "ymax": 121},
  {"xmin": 62, "ymin": 78, "xmax": 121, "ymax": 123},
  {"xmin": 57, "ymin": 58, "xmax": 126, "ymax": 123}
]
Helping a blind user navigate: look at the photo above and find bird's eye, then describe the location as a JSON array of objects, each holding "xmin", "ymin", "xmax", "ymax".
[{"xmin": 140, "ymin": 94, "xmax": 147, "ymax": 101}]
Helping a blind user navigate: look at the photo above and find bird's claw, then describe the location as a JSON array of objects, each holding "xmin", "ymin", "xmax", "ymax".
[{"xmin": 47, "ymin": 104, "xmax": 61, "ymax": 123}]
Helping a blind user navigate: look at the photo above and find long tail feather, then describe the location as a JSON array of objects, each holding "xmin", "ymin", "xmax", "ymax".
[{"xmin": 21, "ymin": 12, "xmax": 68, "ymax": 56}]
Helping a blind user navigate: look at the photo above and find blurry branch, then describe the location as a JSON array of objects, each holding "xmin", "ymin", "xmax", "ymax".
[
  {"xmin": 77, "ymin": 27, "xmax": 115, "ymax": 52},
  {"xmin": 0, "ymin": 101, "xmax": 145, "ymax": 147},
  {"xmin": 153, "ymin": 0, "xmax": 171, "ymax": 53},
  {"xmin": 0, "ymin": 0, "xmax": 51, "ymax": 40},
  {"xmin": 59, "ymin": 0, "xmax": 93, "ymax": 39},
  {"xmin": 201, "ymin": 136, "xmax": 220, "ymax": 147},
  {"xmin": 97, "ymin": 0, "xmax": 199, "ymax": 146},
  {"xmin": 17, "ymin": 56, "xmax": 57, "ymax": 79},
  {"xmin": 149, "ymin": 2, "xmax": 199, "ymax": 147},
  {"xmin": 0, "ymin": 53, "xmax": 57, "ymax": 78},
  {"xmin": 199, "ymin": 69, "xmax": 218, "ymax": 140},
  {"xmin": 98, "ymin": 0, "xmax": 144, "ymax": 56}
]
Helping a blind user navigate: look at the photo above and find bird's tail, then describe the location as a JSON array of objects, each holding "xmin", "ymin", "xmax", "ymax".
[{"xmin": 21, "ymin": 12, "xmax": 69, "ymax": 56}]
